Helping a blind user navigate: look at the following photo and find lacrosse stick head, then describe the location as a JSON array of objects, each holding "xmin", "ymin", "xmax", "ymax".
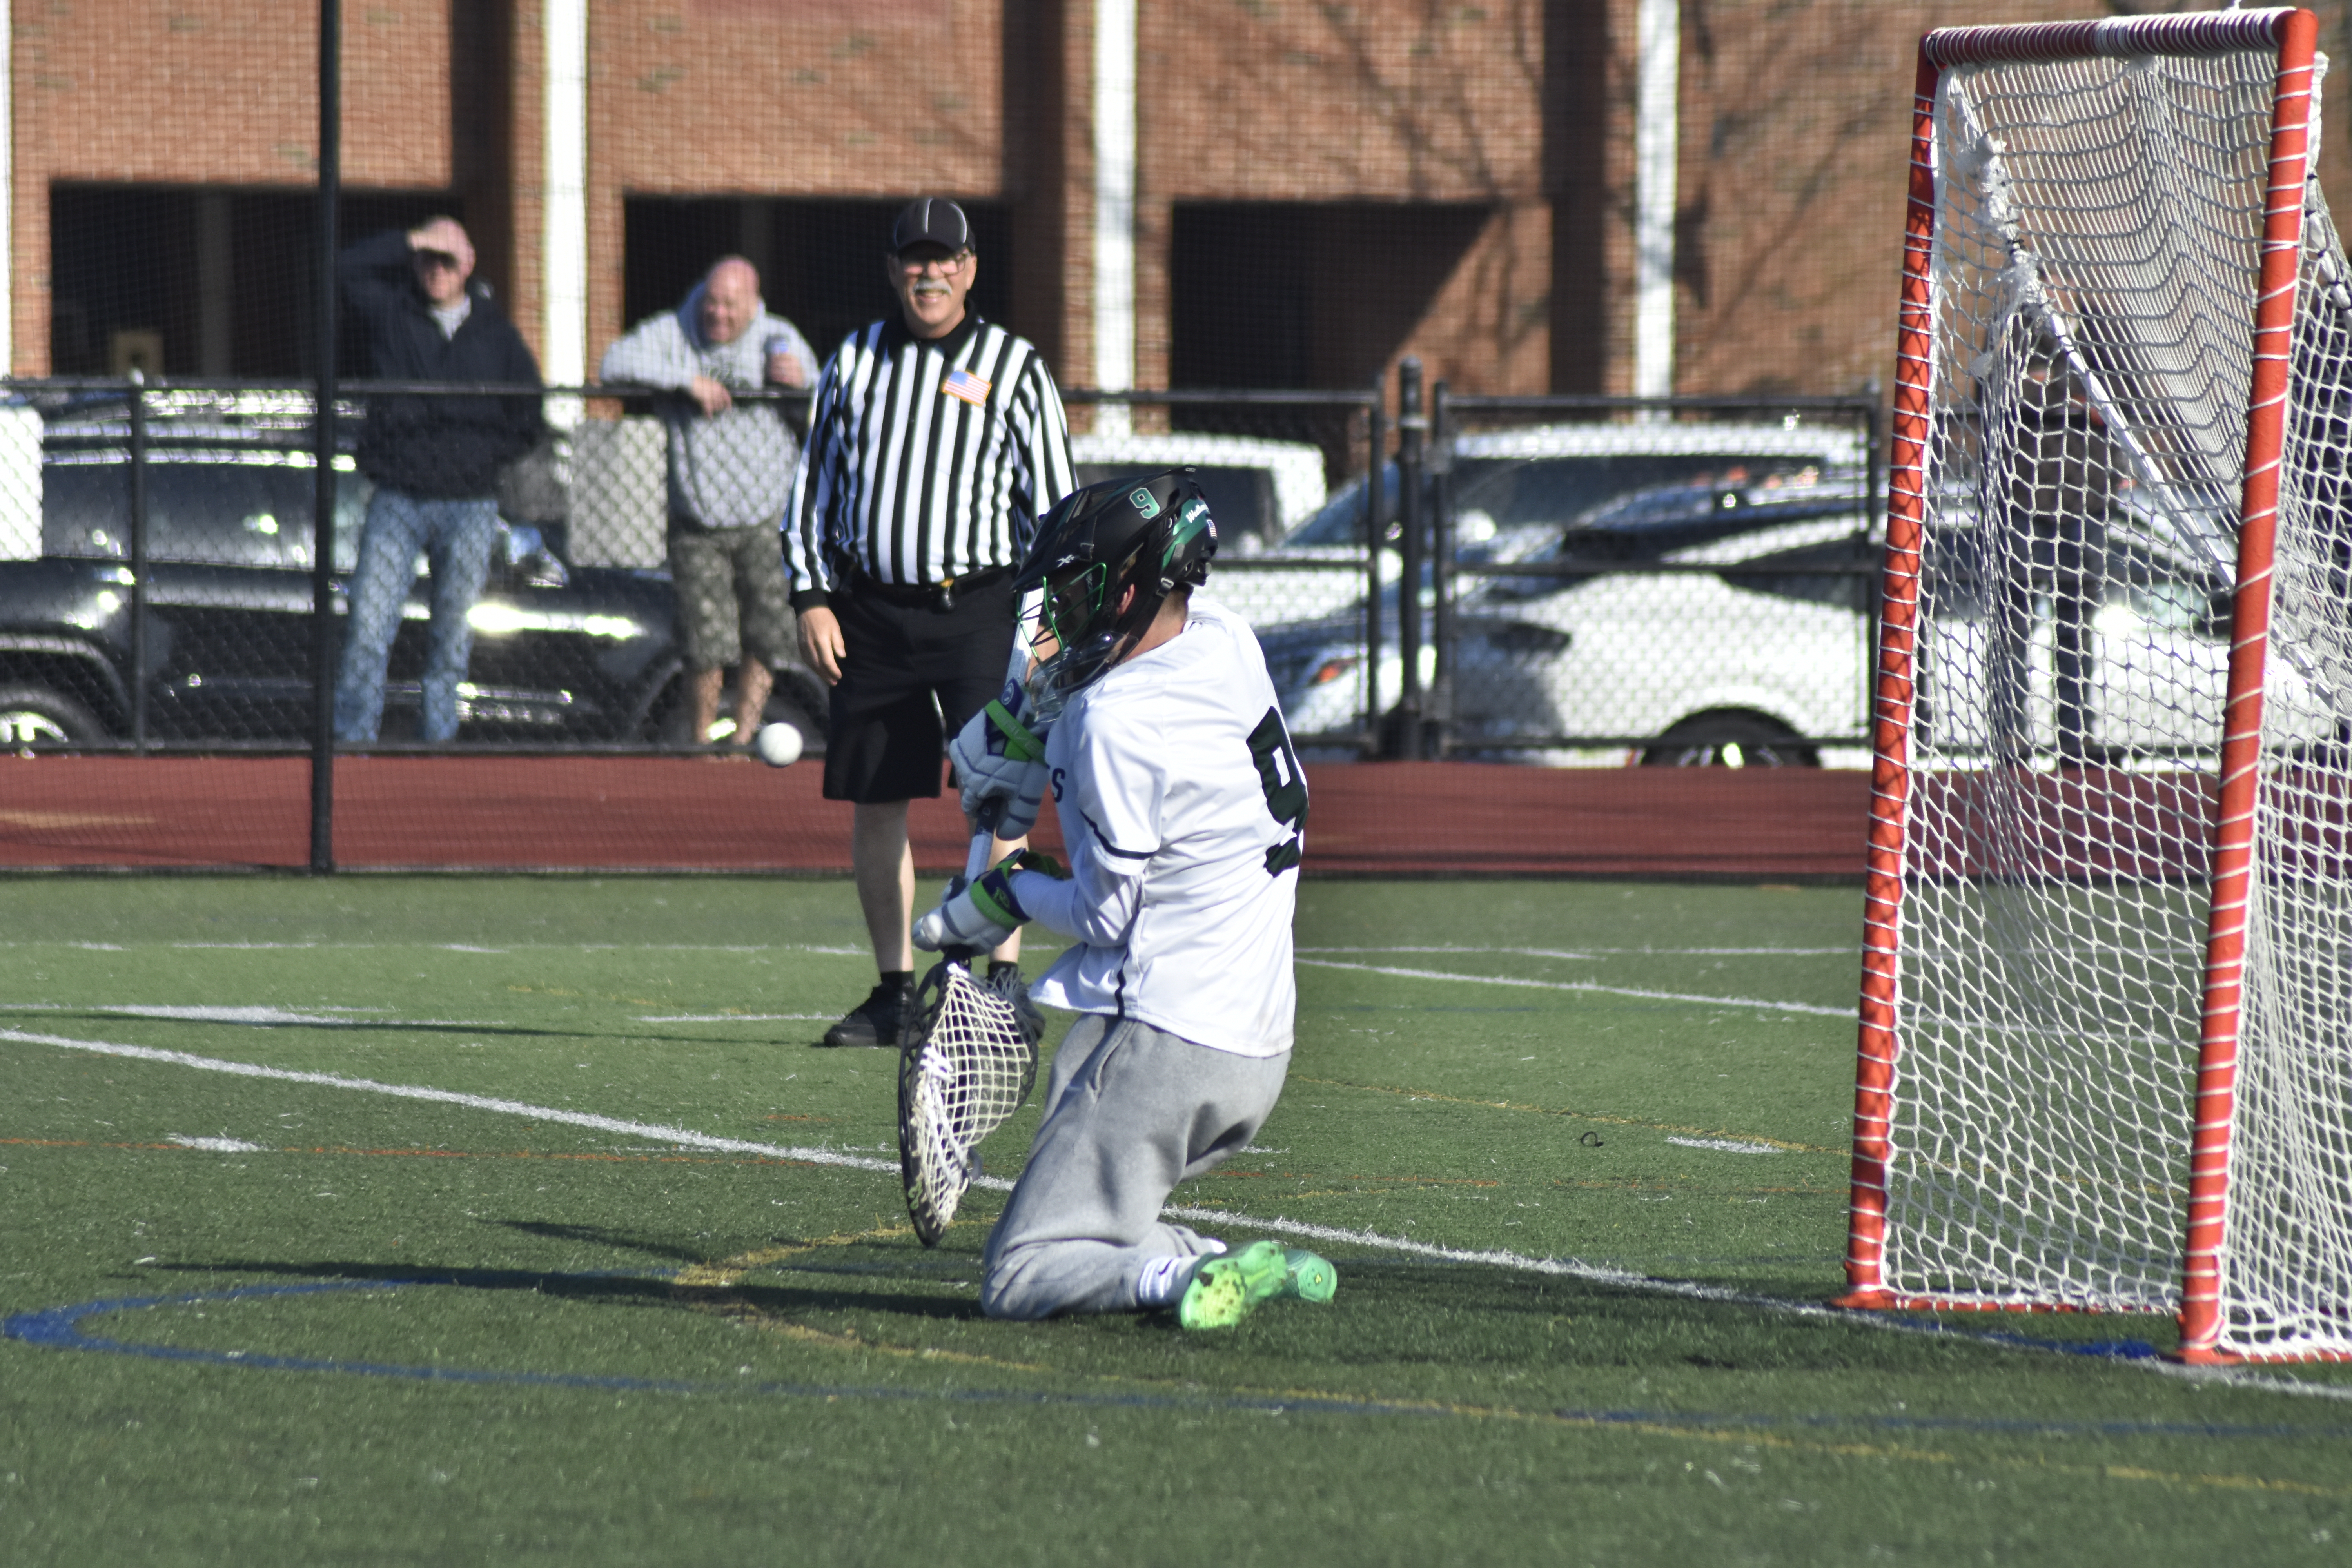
[{"xmin": 897, "ymin": 956, "xmax": 1043, "ymax": 1247}]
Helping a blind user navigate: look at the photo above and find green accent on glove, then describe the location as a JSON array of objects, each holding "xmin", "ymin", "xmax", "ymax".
[
  {"xmin": 984, "ymin": 699, "xmax": 1045, "ymax": 763},
  {"xmin": 1003, "ymin": 849, "xmax": 1067, "ymax": 880},
  {"xmin": 966, "ymin": 873, "xmax": 1024, "ymax": 930}
]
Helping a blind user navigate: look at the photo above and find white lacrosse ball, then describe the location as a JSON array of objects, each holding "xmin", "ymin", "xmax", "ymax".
[{"xmin": 755, "ymin": 722, "xmax": 804, "ymax": 768}]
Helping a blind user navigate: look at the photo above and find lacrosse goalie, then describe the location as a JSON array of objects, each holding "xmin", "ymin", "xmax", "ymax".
[{"xmin": 916, "ymin": 469, "xmax": 1336, "ymax": 1330}]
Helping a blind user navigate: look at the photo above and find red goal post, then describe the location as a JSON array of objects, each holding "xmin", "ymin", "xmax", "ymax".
[{"xmin": 1842, "ymin": 8, "xmax": 2345, "ymax": 1362}]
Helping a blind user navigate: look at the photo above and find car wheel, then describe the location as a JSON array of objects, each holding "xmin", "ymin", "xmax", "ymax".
[
  {"xmin": 0, "ymin": 684, "xmax": 108, "ymax": 746},
  {"xmin": 1640, "ymin": 712, "xmax": 1818, "ymax": 769}
]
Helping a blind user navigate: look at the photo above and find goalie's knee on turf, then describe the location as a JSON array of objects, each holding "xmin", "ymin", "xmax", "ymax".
[
  {"xmin": 978, "ymin": 1267, "xmax": 1043, "ymax": 1321},
  {"xmin": 978, "ymin": 1248, "xmax": 1059, "ymax": 1319},
  {"xmin": 980, "ymin": 1239, "xmax": 1147, "ymax": 1319}
]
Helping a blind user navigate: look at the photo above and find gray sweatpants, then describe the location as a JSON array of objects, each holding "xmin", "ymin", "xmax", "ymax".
[{"xmin": 980, "ymin": 1013, "xmax": 1291, "ymax": 1320}]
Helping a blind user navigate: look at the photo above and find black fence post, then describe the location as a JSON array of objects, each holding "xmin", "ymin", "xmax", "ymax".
[
  {"xmin": 1427, "ymin": 377, "xmax": 1453, "ymax": 759},
  {"xmin": 127, "ymin": 372, "xmax": 149, "ymax": 754},
  {"xmin": 310, "ymin": 0, "xmax": 341, "ymax": 874},
  {"xmin": 1388, "ymin": 357, "xmax": 1425, "ymax": 759},
  {"xmin": 1362, "ymin": 372, "xmax": 1386, "ymax": 746}
]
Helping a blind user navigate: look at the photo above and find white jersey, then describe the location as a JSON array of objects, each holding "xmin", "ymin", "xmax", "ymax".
[{"xmin": 1027, "ymin": 593, "xmax": 1306, "ymax": 1057}]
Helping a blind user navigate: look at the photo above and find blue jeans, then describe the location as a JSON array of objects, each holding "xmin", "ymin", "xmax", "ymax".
[{"xmin": 334, "ymin": 488, "xmax": 499, "ymax": 743}]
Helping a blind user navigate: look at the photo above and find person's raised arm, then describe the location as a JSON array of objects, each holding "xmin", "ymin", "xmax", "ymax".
[{"xmin": 336, "ymin": 230, "xmax": 421, "ymax": 321}]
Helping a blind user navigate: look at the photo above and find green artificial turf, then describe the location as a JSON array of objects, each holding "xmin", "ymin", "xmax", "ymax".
[{"xmin": 1, "ymin": 876, "xmax": 2348, "ymax": 1564}]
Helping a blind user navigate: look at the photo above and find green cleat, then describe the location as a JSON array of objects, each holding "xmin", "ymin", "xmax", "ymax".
[
  {"xmin": 1177, "ymin": 1240, "xmax": 1291, "ymax": 1330},
  {"xmin": 1278, "ymin": 1248, "xmax": 1338, "ymax": 1304}
]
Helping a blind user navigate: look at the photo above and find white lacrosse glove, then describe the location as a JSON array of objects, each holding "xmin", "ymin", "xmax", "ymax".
[
  {"xmin": 949, "ymin": 685, "xmax": 1051, "ymax": 840},
  {"xmin": 913, "ymin": 851, "xmax": 1066, "ymax": 953}
]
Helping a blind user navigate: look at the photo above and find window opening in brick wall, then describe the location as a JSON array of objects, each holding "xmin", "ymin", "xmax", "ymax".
[
  {"xmin": 48, "ymin": 185, "xmax": 458, "ymax": 379},
  {"xmin": 1171, "ymin": 201, "xmax": 1492, "ymax": 394},
  {"xmin": 621, "ymin": 196, "xmax": 1010, "ymax": 370}
]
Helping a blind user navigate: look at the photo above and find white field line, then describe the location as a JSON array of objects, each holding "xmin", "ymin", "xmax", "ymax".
[
  {"xmin": 0, "ymin": 1005, "xmax": 492, "ymax": 1029},
  {"xmin": 1299, "ymin": 946, "xmax": 1600, "ymax": 961},
  {"xmin": 1294, "ymin": 958, "xmax": 1851, "ymax": 1018},
  {"xmin": 0, "ymin": 1027, "xmax": 989, "ymax": 1189},
  {"xmin": 0, "ymin": 941, "xmax": 874, "ymax": 955},
  {"xmin": 1157, "ymin": 1206, "xmax": 2352, "ymax": 1404},
  {"xmin": 1667, "ymin": 1136, "xmax": 1782, "ymax": 1154},
  {"xmin": 636, "ymin": 1014, "xmax": 838, "ymax": 1024},
  {"xmin": 1296, "ymin": 946, "xmax": 1855, "ymax": 958},
  {"xmin": 166, "ymin": 1134, "xmax": 267, "ymax": 1152},
  {"xmin": 13, "ymin": 1026, "xmax": 2352, "ymax": 1405}
]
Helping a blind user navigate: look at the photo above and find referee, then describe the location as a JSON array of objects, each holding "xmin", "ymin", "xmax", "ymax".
[{"xmin": 788, "ymin": 197, "xmax": 1076, "ymax": 1049}]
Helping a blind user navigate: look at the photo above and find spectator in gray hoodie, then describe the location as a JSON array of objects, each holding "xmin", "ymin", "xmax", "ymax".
[{"xmin": 601, "ymin": 256, "xmax": 818, "ymax": 747}]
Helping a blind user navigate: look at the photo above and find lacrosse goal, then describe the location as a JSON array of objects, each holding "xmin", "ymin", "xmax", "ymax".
[{"xmin": 1843, "ymin": 7, "xmax": 2352, "ymax": 1361}]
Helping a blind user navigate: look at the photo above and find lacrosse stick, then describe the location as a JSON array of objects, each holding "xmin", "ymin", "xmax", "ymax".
[{"xmin": 898, "ymin": 799, "xmax": 1044, "ymax": 1247}]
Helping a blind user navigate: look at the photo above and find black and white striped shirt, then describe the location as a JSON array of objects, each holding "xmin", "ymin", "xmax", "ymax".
[{"xmin": 786, "ymin": 314, "xmax": 1074, "ymax": 605}]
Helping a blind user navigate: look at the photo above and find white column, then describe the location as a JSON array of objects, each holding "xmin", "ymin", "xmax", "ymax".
[
  {"xmin": 1633, "ymin": 0, "xmax": 1679, "ymax": 407},
  {"xmin": 1092, "ymin": 0, "xmax": 1136, "ymax": 434},
  {"xmin": 543, "ymin": 0, "xmax": 589, "ymax": 417},
  {"xmin": 1, "ymin": 0, "xmax": 12, "ymax": 376}
]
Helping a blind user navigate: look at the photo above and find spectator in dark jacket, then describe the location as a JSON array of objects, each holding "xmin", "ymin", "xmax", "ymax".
[{"xmin": 333, "ymin": 217, "xmax": 544, "ymax": 743}]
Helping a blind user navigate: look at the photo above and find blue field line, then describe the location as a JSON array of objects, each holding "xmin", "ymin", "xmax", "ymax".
[{"xmin": 11, "ymin": 1272, "xmax": 2352, "ymax": 1441}]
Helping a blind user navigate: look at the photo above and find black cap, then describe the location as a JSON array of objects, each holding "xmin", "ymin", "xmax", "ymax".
[{"xmin": 890, "ymin": 198, "xmax": 972, "ymax": 254}]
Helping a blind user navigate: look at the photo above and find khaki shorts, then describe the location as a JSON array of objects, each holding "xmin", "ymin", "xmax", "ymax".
[{"xmin": 668, "ymin": 521, "xmax": 795, "ymax": 670}]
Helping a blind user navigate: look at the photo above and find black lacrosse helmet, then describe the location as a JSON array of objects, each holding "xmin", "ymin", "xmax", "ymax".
[{"xmin": 1014, "ymin": 468, "xmax": 1219, "ymax": 710}]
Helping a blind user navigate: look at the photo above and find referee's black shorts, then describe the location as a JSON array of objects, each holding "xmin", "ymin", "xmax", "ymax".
[{"xmin": 822, "ymin": 574, "xmax": 1016, "ymax": 804}]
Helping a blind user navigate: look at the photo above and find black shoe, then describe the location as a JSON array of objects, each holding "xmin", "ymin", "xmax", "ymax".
[{"xmin": 819, "ymin": 978, "xmax": 916, "ymax": 1048}]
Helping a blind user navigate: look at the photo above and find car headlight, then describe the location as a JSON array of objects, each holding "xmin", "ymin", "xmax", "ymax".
[{"xmin": 1308, "ymin": 654, "xmax": 1359, "ymax": 687}]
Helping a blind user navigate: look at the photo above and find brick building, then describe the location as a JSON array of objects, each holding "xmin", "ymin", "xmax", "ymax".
[{"xmin": 10, "ymin": 0, "xmax": 2350, "ymax": 399}]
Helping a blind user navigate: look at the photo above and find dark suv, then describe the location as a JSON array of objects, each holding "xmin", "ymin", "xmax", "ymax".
[{"xmin": 0, "ymin": 395, "xmax": 826, "ymax": 750}]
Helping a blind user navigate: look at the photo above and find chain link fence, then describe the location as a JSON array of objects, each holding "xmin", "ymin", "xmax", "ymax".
[
  {"xmin": 0, "ymin": 372, "xmax": 1897, "ymax": 871},
  {"xmin": 1365, "ymin": 383, "xmax": 1887, "ymax": 767},
  {"xmin": 0, "ymin": 379, "xmax": 829, "ymax": 756},
  {"xmin": 0, "ymin": 379, "xmax": 1391, "ymax": 754},
  {"xmin": 0, "ymin": 377, "xmax": 1885, "ymax": 761}
]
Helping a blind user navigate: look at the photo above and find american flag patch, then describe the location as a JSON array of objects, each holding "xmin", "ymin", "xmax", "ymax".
[{"xmin": 942, "ymin": 368, "xmax": 992, "ymax": 406}]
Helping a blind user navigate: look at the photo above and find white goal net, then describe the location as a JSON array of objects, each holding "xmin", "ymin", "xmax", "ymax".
[{"xmin": 1848, "ymin": 8, "xmax": 2352, "ymax": 1361}]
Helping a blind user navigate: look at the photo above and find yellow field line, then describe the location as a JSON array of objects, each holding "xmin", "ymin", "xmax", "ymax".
[{"xmin": 670, "ymin": 1220, "xmax": 1057, "ymax": 1375}]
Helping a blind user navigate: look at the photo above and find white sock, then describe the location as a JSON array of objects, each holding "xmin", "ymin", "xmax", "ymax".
[{"xmin": 1135, "ymin": 1254, "xmax": 1198, "ymax": 1308}]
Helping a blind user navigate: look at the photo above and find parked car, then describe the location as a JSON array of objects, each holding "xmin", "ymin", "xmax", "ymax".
[
  {"xmin": 0, "ymin": 396, "xmax": 827, "ymax": 750},
  {"xmin": 1069, "ymin": 428, "xmax": 1327, "ymax": 550},
  {"xmin": 1264, "ymin": 461, "xmax": 2345, "ymax": 766},
  {"xmin": 1261, "ymin": 466, "xmax": 1882, "ymax": 761},
  {"xmin": 1909, "ymin": 489, "xmax": 2338, "ymax": 761},
  {"xmin": 1220, "ymin": 419, "xmax": 1869, "ymax": 631}
]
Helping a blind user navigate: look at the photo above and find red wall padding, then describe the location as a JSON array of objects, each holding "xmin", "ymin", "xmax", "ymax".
[{"xmin": 0, "ymin": 756, "xmax": 1869, "ymax": 878}]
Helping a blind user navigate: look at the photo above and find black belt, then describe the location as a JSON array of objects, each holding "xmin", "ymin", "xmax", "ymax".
[{"xmin": 842, "ymin": 565, "xmax": 1010, "ymax": 612}]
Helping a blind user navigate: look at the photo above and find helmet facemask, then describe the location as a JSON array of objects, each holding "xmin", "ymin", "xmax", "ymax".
[
  {"xmin": 1021, "ymin": 548, "xmax": 1156, "ymax": 721},
  {"xmin": 1013, "ymin": 471, "xmax": 1220, "ymax": 719}
]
